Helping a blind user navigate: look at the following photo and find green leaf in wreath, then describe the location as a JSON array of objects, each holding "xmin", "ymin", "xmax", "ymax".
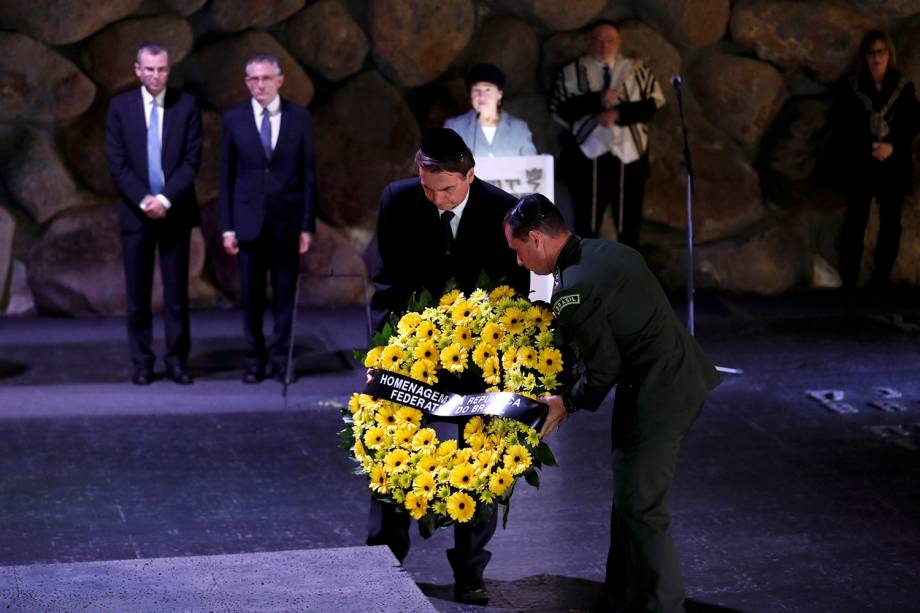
[
  {"xmin": 372, "ymin": 321, "xmax": 394, "ymax": 347},
  {"xmin": 523, "ymin": 466, "xmax": 540, "ymax": 488},
  {"xmin": 536, "ymin": 441, "xmax": 558, "ymax": 467}
]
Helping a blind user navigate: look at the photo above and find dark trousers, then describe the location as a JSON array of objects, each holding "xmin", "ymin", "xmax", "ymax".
[
  {"xmin": 564, "ymin": 147, "xmax": 648, "ymax": 249},
  {"xmin": 237, "ymin": 227, "xmax": 300, "ymax": 369},
  {"xmin": 366, "ymin": 497, "xmax": 497, "ymax": 585},
  {"xmin": 120, "ymin": 223, "xmax": 191, "ymax": 370},
  {"xmin": 603, "ymin": 404, "xmax": 701, "ymax": 613},
  {"xmin": 839, "ymin": 184, "xmax": 905, "ymax": 287},
  {"xmin": 366, "ymin": 421, "xmax": 498, "ymax": 586}
]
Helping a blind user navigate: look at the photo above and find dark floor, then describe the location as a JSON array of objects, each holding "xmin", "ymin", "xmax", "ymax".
[{"xmin": 1, "ymin": 291, "xmax": 919, "ymax": 612}]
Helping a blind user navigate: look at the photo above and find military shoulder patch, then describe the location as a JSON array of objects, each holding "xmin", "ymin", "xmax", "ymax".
[{"xmin": 552, "ymin": 293, "xmax": 580, "ymax": 316}]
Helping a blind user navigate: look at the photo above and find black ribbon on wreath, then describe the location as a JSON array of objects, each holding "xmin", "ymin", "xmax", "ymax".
[{"xmin": 364, "ymin": 369, "xmax": 548, "ymax": 430}]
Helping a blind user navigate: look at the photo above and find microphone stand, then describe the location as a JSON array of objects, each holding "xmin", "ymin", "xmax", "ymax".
[{"xmin": 671, "ymin": 75, "xmax": 742, "ymax": 376}]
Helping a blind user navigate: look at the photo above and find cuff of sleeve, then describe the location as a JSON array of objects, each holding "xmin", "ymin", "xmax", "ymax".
[
  {"xmin": 155, "ymin": 194, "xmax": 172, "ymax": 210},
  {"xmin": 222, "ymin": 231, "xmax": 236, "ymax": 238},
  {"xmin": 562, "ymin": 394, "xmax": 578, "ymax": 414}
]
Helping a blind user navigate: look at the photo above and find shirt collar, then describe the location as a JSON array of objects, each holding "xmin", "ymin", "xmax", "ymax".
[
  {"xmin": 445, "ymin": 186, "xmax": 470, "ymax": 220},
  {"xmin": 141, "ymin": 87, "xmax": 165, "ymax": 106},
  {"xmin": 252, "ymin": 95, "xmax": 281, "ymax": 116},
  {"xmin": 586, "ymin": 55, "xmax": 617, "ymax": 72}
]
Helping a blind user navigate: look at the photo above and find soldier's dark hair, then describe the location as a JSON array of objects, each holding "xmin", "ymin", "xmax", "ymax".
[
  {"xmin": 504, "ymin": 193, "xmax": 569, "ymax": 239},
  {"xmin": 136, "ymin": 42, "xmax": 168, "ymax": 63}
]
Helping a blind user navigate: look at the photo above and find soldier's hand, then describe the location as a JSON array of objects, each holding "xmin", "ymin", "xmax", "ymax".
[{"xmin": 538, "ymin": 395, "xmax": 567, "ymax": 437}]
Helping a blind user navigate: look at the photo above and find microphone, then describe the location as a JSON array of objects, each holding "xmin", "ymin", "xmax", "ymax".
[{"xmin": 671, "ymin": 75, "xmax": 682, "ymax": 89}]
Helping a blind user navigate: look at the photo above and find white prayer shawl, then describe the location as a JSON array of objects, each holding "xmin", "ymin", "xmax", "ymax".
[{"xmin": 552, "ymin": 54, "xmax": 665, "ymax": 162}]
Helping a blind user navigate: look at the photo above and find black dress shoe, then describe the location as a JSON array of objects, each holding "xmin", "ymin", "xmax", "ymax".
[
  {"xmin": 166, "ymin": 366, "xmax": 193, "ymax": 385},
  {"xmin": 242, "ymin": 366, "xmax": 264, "ymax": 384},
  {"xmin": 131, "ymin": 369, "xmax": 153, "ymax": 385},
  {"xmin": 454, "ymin": 579, "xmax": 488, "ymax": 606}
]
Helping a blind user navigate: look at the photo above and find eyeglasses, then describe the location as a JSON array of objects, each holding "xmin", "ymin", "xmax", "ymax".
[{"xmin": 245, "ymin": 75, "xmax": 279, "ymax": 83}]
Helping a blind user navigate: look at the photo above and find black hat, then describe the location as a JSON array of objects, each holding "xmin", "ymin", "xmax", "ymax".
[
  {"xmin": 420, "ymin": 128, "xmax": 470, "ymax": 161},
  {"xmin": 466, "ymin": 63, "xmax": 505, "ymax": 90}
]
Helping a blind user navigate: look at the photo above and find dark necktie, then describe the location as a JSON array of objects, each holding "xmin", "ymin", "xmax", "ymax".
[
  {"xmin": 602, "ymin": 65, "xmax": 611, "ymax": 90},
  {"xmin": 440, "ymin": 210, "xmax": 455, "ymax": 252},
  {"xmin": 260, "ymin": 107, "xmax": 272, "ymax": 158}
]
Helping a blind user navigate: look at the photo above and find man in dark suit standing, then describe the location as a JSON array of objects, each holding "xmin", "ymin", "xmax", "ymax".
[
  {"xmin": 367, "ymin": 128, "xmax": 529, "ymax": 605},
  {"xmin": 219, "ymin": 54, "xmax": 316, "ymax": 384},
  {"xmin": 106, "ymin": 42, "xmax": 202, "ymax": 386}
]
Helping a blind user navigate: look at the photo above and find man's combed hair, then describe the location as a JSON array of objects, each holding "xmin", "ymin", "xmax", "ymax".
[
  {"xmin": 504, "ymin": 193, "xmax": 569, "ymax": 238},
  {"xmin": 136, "ymin": 42, "xmax": 168, "ymax": 63},
  {"xmin": 414, "ymin": 147, "xmax": 475, "ymax": 176},
  {"xmin": 245, "ymin": 54, "xmax": 283, "ymax": 75}
]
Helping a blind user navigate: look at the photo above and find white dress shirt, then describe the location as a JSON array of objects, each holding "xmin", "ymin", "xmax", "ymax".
[
  {"xmin": 441, "ymin": 190, "xmax": 470, "ymax": 238},
  {"xmin": 251, "ymin": 95, "xmax": 281, "ymax": 149}
]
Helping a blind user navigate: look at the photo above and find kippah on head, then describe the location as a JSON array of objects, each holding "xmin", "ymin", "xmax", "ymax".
[
  {"xmin": 420, "ymin": 128, "xmax": 469, "ymax": 162},
  {"xmin": 466, "ymin": 63, "xmax": 506, "ymax": 90}
]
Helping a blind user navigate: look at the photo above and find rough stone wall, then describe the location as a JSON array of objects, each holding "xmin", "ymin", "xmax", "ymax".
[{"xmin": 0, "ymin": 0, "xmax": 918, "ymax": 315}]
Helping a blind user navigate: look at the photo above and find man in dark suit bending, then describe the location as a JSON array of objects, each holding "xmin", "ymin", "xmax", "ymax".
[
  {"xmin": 105, "ymin": 42, "xmax": 202, "ymax": 386},
  {"xmin": 219, "ymin": 54, "xmax": 316, "ymax": 384},
  {"xmin": 367, "ymin": 128, "xmax": 529, "ymax": 605}
]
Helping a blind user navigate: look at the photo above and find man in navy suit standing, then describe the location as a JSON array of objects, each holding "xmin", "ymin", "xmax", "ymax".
[
  {"xmin": 219, "ymin": 54, "xmax": 316, "ymax": 384},
  {"xmin": 106, "ymin": 42, "xmax": 202, "ymax": 386}
]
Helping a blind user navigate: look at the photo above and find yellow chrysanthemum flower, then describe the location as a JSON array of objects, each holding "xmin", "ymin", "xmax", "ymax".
[
  {"xmin": 474, "ymin": 449, "xmax": 498, "ymax": 473},
  {"xmin": 397, "ymin": 312, "xmax": 422, "ymax": 335},
  {"xmin": 466, "ymin": 432, "xmax": 486, "ymax": 452},
  {"xmin": 439, "ymin": 289, "xmax": 463, "ymax": 306},
  {"xmin": 363, "ymin": 426, "xmax": 388, "ymax": 450},
  {"xmin": 417, "ymin": 455, "xmax": 440, "ymax": 475},
  {"xmin": 502, "ymin": 346, "xmax": 518, "ymax": 371},
  {"xmin": 479, "ymin": 322, "xmax": 504, "ymax": 347},
  {"xmin": 453, "ymin": 325, "xmax": 475, "ymax": 349},
  {"xmin": 409, "ymin": 358, "xmax": 438, "ymax": 385},
  {"xmin": 370, "ymin": 464, "xmax": 388, "ymax": 493},
  {"xmin": 489, "ymin": 285, "xmax": 516, "ymax": 301},
  {"xmin": 436, "ymin": 439, "xmax": 458, "ymax": 460},
  {"xmin": 440, "ymin": 343, "xmax": 468, "ymax": 373},
  {"xmin": 446, "ymin": 491, "xmax": 476, "ymax": 523},
  {"xmin": 454, "ymin": 448, "xmax": 474, "ymax": 466},
  {"xmin": 489, "ymin": 468, "xmax": 514, "ymax": 495},
  {"xmin": 537, "ymin": 347, "xmax": 563, "ymax": 376},
  {"xmin": 451, "ymin": 300, "xmax": 479, "ymax": 323},
  {"xmin": 412, "ymin": 473, "xmax": 437, "ymax": 500},
  {"xmin": 354, "ymin": 439, "xmax": 368, "ymax": 462},
  {"xmin": 396, "ymin": 407, "xmax": 423, "ymax": 428},
  {"xmin": 463, "ymin": 416, "xmax": 485, "ymax": 438},
  {"xmin": 394, "ymin": 425, "xmax": 416, "ymax": 449},
  {"xmin": 380, "ymin": 345, "xmax": 406, "ymax": 371},
  {"xmin": 413, "ymin": 342, "xmax": 440, "ymax": 364},
  {"xmin": 412, "ymin": 427, "xmax": 438, "ymax": 451},
  {"xmin": 375, "ymin": 405, "xmax": 399, "ymax": 428},
  {"xmin": 471, "ymin": 342, "xmax": 496, "ymax": 367},
  {"xmin": 503, "ymin": 444, "xmax": 532, "ymax": 475},
  {"xmin": 363, "ymin": 346, "xmax": 383, "ymax": 368},
  {"xmin": 348, "ymin": 394, "xmax": 361, "ymax": 414},
  {"xmin": 384, "ymin": 449, "xmax": 410, "ymax": 473},
  {"xmin": 415, "ymin": 320, "xmax": 440, "ymax": 341},
  {"xmin": 483, "ymin": 356, "xmax": 501, "ymax": 385},
  {"xmin": 525, "ymin": 305, "xmax": 551, "ymax": 330},
  {"xmin": 404, "ymin": 492, "xmax": 428, "ymax": 520},
  {"xmin": 500, "ymin": 307, "xmax": 525, "ymax": 334},
  {"xmin": 516, "ymin": 345, "xmax": 537, "ymax": 369}
]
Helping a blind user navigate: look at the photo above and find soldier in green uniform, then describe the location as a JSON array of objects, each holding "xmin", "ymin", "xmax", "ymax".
[{"xmin": 503, "ymin": 193, "xmax": 721, "ymax": 613}]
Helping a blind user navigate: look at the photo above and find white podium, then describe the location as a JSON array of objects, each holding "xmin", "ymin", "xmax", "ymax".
[{"xmin": 475, "ymin": 155, "xmax": 555, "ymax": 303}]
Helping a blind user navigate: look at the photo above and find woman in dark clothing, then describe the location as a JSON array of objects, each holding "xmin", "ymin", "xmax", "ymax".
[{"xmin": 835, "ymin": 30, "xmax": 918, "ymax": 288}]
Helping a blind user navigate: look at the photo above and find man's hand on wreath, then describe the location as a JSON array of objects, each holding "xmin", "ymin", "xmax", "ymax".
[
  {"xmin": 365, "ymin": 368, "xmax": 376, "ymax": 385},
  {"xmin": 538, "ymin": 395, "xmax": 567, "ymax": 437}
]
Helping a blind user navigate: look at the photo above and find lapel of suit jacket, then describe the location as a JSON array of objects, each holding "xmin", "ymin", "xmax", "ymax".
[
  {"xmin": 272, "ymin": 98, "xmax": 298, "ymax": 165},
  {"xmin": 161, "ymin": 88, "xmax": 177, "ymax": 169},
  {"xmin": 130, "ymin": 88, "xmax": 148, "ymax": 162},
  {"xmin": 242, "ymin": 99, "xmax": 271, "ymax": 165}
]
